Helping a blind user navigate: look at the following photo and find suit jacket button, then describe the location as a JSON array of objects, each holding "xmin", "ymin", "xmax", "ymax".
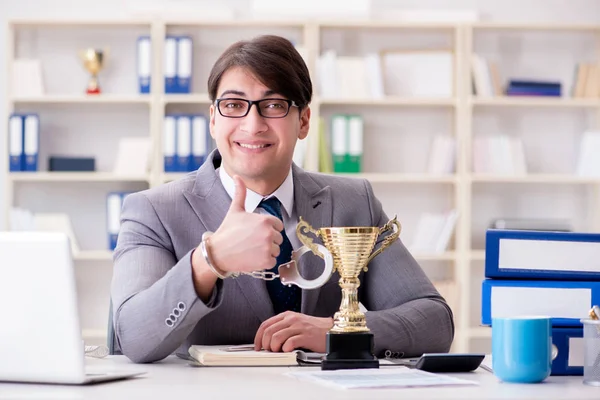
[
  {"xmin": 165, "ymin": 318, "xmax": 174, "ymax": 327},
  {"xmin": 177, "ymin": 302, "xmax": 186, "ymax": 311}
]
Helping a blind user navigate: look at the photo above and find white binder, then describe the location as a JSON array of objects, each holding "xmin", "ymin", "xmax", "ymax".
[
  {"xmin": 163, "ymin": 115, "xmax": 177, "ymax": 172},
  {"xmin": 106, "ymin": 193, "xmax": 122, "ymax": 250},
  {"xmin": 23, "ymin": 114, "xmax": 39, "ymax": 171},
  {"xmin": 137, "ymin": 36, "xmax": 151, "ymax": 93},
  {"xmin": 164, "ymin": 36, "xmax": 178, "ymax": 93},
  {"xmin": 9, "ymin": 114, "xmax": 23, "ymax": 172},
  {"xmin": 176, "ymin": 115, "xmax": 192, "ymax": 172},
  {"xmin": 176, "ymin": 36, "xmax": 193, "ymax": 93}
]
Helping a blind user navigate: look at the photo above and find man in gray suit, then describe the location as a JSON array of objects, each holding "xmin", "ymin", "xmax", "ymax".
[{"xmin": 111, "ymin": 35, "xmax": 454, "ymax": 363}]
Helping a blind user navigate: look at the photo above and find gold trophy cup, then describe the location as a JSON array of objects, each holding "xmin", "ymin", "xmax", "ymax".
[
  {"xmin": 287, "ymin": 216, "xmax": 401, "ymax": 370},
  {"xmin": 79, "ymin": 48, "xmax": 107, "ymax": 94}
]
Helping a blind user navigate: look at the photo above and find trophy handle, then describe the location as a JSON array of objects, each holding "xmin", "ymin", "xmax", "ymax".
[
  {"xmin": 296, "ymin": 216, "xmax": 324, "ymax": 259},
  {"xmin": 278, "ymin": 244, "xmax": 334, "ymax": 290},
  {"xmin": 367, "ymin": 215, "xmax": 401, "ymax": 263}
]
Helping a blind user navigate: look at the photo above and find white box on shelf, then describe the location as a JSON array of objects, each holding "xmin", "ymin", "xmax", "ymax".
[
  {"xmin": 113, "ymin": 137, "xmax": 152, "ymax": 176},
  {"xmin": 382, "ymin": 51, "xmax": 453, "ymax": 98},
  {"xmin": 12, "ymin": 59, "xmax": 44, "ymax": 97}
]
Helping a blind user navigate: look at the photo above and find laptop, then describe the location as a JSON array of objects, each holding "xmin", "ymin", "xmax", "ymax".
[{"xmin": 0, "ymin": 231, "xmax": 145, "ymax": 384}]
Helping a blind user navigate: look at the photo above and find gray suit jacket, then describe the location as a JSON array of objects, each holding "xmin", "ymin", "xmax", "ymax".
[{"xmin": 111, "ymin": 150, "xmax": 454, "ymax": 363}]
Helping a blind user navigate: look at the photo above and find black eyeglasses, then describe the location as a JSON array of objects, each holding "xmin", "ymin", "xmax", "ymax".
[{"xmin": 215, "ymin": 98, "xmax": 298, "ymax": 119}]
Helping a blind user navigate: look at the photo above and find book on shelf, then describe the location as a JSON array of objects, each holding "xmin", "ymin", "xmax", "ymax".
[
  {"xmin": 12, "ymin": 59, "xmax": 44, "ymax": 97},
  {"xmin": 316, "ymin": 50, "xmax": 383, "ymax": 99},
  {"xmin": 576, "ymin": 131, "xmax": 600, "ymax": 177},
  {"xmin": 188, "ymin": 345, "xmax": 322, "ymax": 367},
  {"xmin": 382, "ymin": 50, "xmax": 453, "ymax": 98},
  {"xmin": 472, "ymin": 135, "xmax": 526, "ymax": 175},
  {"xmin": 471, "ymin": 54, "xmax": 502, "ymax": 97},
  {"xmin": 113, "ymin": 137, "xmax": 152, "ymax": 176},
  {"xmin": 408, "ymin": 209, "xmax": 458, "ymax": 254},
  {"xmin": 505, "ymin": 80, "xmax": 561, "ymax": 97},
  {"xmin": 427, "ymin": 135, "xmax": 456, "ymax": 174},
  {"xmin": 572, "ymin": 63, "xmax": 600, "ymax": 99}
]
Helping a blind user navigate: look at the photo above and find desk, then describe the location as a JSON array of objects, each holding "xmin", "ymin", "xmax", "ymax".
[{"xmin": 0, "ymin": 356, "xmax": 598, "ymax": 400}]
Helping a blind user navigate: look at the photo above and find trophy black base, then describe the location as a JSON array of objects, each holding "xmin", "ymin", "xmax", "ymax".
[{"xmin": 321, "ymin": 332, "xmax": 379, "ymax": 371}]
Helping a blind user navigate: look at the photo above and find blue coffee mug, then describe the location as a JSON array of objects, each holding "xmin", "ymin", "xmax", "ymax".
[{"xmin": 492, "ymin": 316, "xmax": 553, "ymax": 383}]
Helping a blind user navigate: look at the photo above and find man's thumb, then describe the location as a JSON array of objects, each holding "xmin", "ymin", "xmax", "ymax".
[{"xmin": 230, "ymin": 175, "xmax": 247, "ymax": 212}]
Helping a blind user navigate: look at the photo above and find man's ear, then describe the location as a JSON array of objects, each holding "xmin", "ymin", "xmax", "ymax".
[
  {"xmin": 209, "ymin": 104, "xmax": 216, "ymax": 140},
  {"xmin": 298, "ymin": 106, "xmax": 311, "ymax": 140}
]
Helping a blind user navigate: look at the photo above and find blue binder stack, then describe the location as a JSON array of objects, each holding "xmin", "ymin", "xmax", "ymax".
[
  {"xmin": 481, "ymin": 229, "xmax": 600, "ymax": 376},
  {"xmin": 8, "ymin": 113, "xmax": 39, "ymax": 172},
  {"xmin": 163, "ymin": 114, "xmax": 210, "ymax": 172},
  {"xmin": 136, "ymin": 35, "xmax": 193, "ymax": 94}
]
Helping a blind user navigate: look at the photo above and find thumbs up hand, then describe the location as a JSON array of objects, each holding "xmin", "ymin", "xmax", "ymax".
[{"xmin": 204, "ymin": 176, "xmax": 284, "ymax": 275}]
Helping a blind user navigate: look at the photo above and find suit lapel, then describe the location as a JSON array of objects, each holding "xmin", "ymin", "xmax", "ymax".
[
  {"xmin": 182, "ymin": 150, "xmax": 274, "ymax": 323},
  {"xmin": 292, "ymin": 164, "xmax": 333, "ymax": 316}
]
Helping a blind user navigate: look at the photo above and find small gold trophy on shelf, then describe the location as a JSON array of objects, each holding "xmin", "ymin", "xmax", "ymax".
[
  {"xmin": 283, "ymin": 216, "xmax": 401, "ymax": 370},
  {"xmin": 79, "ymin": 48, "xmax": 107, "ymax": 94}
]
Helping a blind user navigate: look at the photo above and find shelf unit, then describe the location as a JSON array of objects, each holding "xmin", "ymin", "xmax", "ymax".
[
  {"xmin": 5, "ymin": 18, "xmax": 599, "ymax": 351},
  {"xmin": 461, "ymin": 22, "xmax": 600, "ymax": 353}
]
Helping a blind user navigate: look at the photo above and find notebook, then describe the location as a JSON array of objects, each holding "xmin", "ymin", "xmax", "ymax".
[{"xmin": 188, "ymin": 345, "xmax": 323, "ymax": 367}]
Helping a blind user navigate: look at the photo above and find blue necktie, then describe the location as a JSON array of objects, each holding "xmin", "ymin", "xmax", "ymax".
[{"xmin": 259, "ymin": 197, "xmax": 301, "ymax": 314}]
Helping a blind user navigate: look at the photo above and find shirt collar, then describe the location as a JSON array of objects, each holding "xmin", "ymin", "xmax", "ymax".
[{"xmin": 218, "ymin": 167, "xmax": 294, "ymax": 218}]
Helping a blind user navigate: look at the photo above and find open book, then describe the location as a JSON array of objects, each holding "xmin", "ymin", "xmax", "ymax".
[{"xmin": 188, "ymin": 345, "xmax": 323, "ymax": 367}]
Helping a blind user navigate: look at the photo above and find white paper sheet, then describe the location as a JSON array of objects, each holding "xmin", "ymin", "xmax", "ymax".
[{"xmin": 286, "ymin": 367, "xmax": 478, "ymax": 389}]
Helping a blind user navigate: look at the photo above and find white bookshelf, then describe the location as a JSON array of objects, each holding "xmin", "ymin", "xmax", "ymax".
[
  {"xmin": 462, "ymin": 22, "xmax": 600, "ymax": 353},
  {"xmin": 4, "ymin": 18, "xmax": 599, "ymax": 354}
]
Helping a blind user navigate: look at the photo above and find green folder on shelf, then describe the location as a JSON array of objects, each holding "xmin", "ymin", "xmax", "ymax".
[
  {"xmin": 347, "ymin": 115, "xmax": 363, "ymax": 173},
  {"xmin": 330, "ymin": 114, "xmax": 363, "ymax": 173},
  {"xmin": 330, "ymin": 114, "xmax": 348, "ymax": 173}
]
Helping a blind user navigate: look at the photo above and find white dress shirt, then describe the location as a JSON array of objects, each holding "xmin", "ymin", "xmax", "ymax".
[{"xmin": 218, "ymin": 167, "xmax": 301, "ymax": 250}]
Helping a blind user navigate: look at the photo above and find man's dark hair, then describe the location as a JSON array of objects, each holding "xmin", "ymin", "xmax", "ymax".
[{"xmin": 207, "ymin": 35, "xmax": 312, "ymax": 109}]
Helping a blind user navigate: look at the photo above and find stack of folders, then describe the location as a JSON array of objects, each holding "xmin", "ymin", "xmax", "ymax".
[
  {"xmin": 136, "ymin": 35, "xmax": 193, "ymax": 94},
  {"xmin": 163, "ymin": 114, "xmax": 210, "ymax": 173},
  {"xmin": 106, "ymin": 192, "xmax": 132, "ymax": 250},
  {"xmin": 8, "ymin": 113, "xmax": 39, "ymax": 172},
  {"xmin": 330, "ymin": 114, "xmax": 363, "ymax": 173},
  {"xmin": 481, "ymin": 229, "xmax": 600, "ymax": 376}
]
